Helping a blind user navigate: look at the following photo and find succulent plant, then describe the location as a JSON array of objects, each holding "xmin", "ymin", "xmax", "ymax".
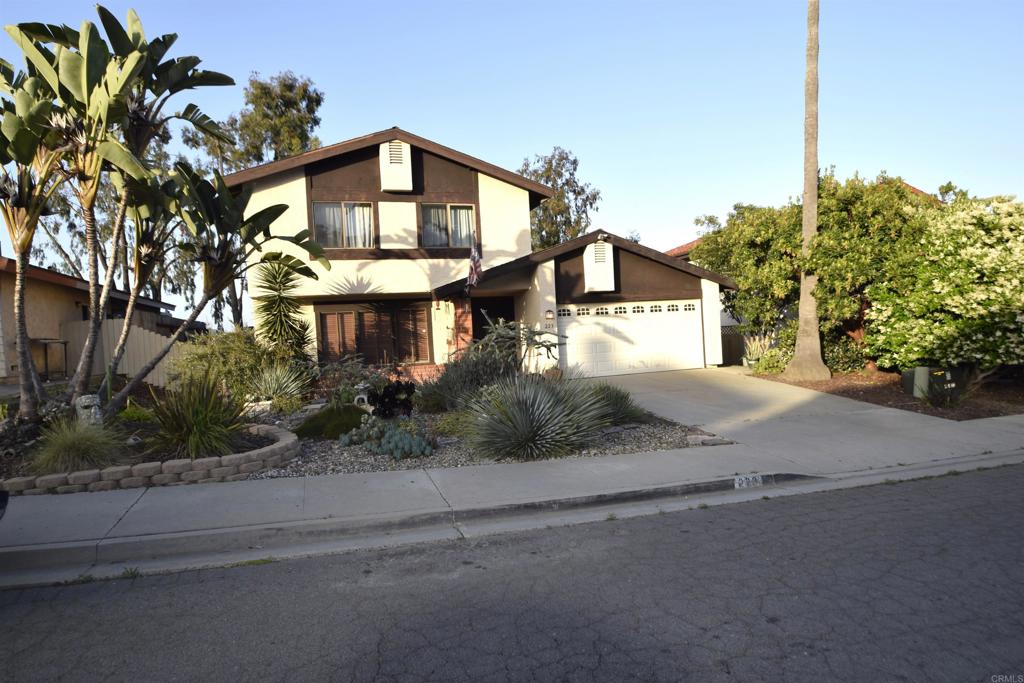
[{"xmin": 339, "ymin": 414, "xmax": 434, "ymax": 460}]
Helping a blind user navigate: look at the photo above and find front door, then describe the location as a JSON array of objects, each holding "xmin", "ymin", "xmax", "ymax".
[{"xmin": 471, "ymin": 297, "xmax": 516, "ymax": 340}]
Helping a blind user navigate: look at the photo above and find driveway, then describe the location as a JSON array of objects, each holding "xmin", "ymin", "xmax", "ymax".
[{"xmin": 610, "ymin": 368, "xmax": 1024, "ymax": 475}]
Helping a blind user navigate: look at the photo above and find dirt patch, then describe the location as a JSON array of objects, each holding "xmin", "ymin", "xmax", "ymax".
[{"xmin": 760, "ymin": 369, "xmax": 1024, "ymax": 420}]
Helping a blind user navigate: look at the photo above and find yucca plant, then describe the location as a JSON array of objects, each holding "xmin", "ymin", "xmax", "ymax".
[
  {"xmin": 151, "ymin": 374, "xmax": 244, "ymax": 459},
  {"xmin": 33, "ymin": 417, "xmax": 121, "ymax": 474},
  {"xmin": 253, "ymin": 262, "xmax": 313, "ymax": 360},
  {"xmin": 591, "ymin": 383, "xmax": 648, "ymax": 424},
  {"xmin": 465, "ymin": 374, "xmax": 610, "ymax": 460},
  {"xmin": 249, "ymin": 363, "xmax": 311, "ymax": 403}
]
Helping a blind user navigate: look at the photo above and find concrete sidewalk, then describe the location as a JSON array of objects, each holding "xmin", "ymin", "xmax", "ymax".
[{"xmin": 2, "ymin": 368, "xmax": 1023, "ymax": 586}]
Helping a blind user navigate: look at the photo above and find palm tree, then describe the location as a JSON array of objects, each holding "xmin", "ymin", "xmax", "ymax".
[{"xmin": 783, "ymin": 0, "xmax": 831, "ymax": 381}]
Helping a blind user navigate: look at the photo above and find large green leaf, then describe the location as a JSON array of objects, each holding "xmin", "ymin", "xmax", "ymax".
[
  {"xmin": 15, "ymin": 22, "xmax": 78, "ymax": 47},
  {"xmin": 126, "ymin": 10, "xmax": 145, "ymax": 46},
  {"xmin": 57, "ymin": 47, "xmax": 85, "ymax": 104},
  {"xmin": 95, "ymin": 6, "xmax": 133, "ymax": 57},
  {"xmin": 79, "ymin": 21, "xmax": 110, "ymax": 102},
  {"xmin": 176, "ymin": 104, "xmax": 232, "ymax": 143},
  {"xmin": 96, "ymin": 139, "xmax": 148, "ymax": 179},
  {"xmin": 259, "ymin": 252, "xmax": 320, "ymax": 280},
  {"xmin": 4, "ymin": 27, "xmax": 59, "ymax": 94}
]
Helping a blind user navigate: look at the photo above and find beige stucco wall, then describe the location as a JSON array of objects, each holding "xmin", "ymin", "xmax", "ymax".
[
  {"xmin": 0, "ymin": 271, "xmax": 83, "ymax": 380},
  {"xmin": 701, "ymin": 279, "xmax": 724, "ymax": 366},
  {"xmin": 478, "ymin": 173, "xmax": 532, "ymax": 270},
  {"xmin": 378, "ymin": 201, "xmax": 418, "ymax": 249},
  {"xmin": 517, "ymin": 261, "xmax": 559, "ymax": 372}
]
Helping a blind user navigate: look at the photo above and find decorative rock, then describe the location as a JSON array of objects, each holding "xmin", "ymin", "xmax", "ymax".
[
  {"xmin": 192, "ymin": 457, "xmax": 221, "ymax": 471},
  {"xmin": 179, "ymin": 470, "xmax": 207, "ymax": 482},
  {"xmin": 198, "ymin": 477, "xmax": 222, "ymax": 484},
  {"xmin": 224, "ymin": 473, "xmax": 249, "ymax": 482},
  {"xmin": 3, "ymin": 476, "xmax": 37, "ymax": 492},
  {"xmin": 35, "ymin": 473, "xmax": 69, "ymax": 489},
  {"xmin": 73, "ymin": 394, "xmax": 102, "ymax": 425},
  {"xmin": 56, "ymin": 484, "xmax": 86, "ymax": 494},
  {"xmin": 119, "ymin": 477, "xmax": 149, "ymax": 488},
  {"xmin": 88, "ymin": 480, "xmax": 118, "ymax": 492},
  {"xmin": 125, "ymin": 435, "xmax": 144, "ymax": 447},
  {"xmin": 132, "ymin": 462, "xmax": 162, "ymax": 478},
  {"xmin": 237, "ymin": 461, "xmax": 264, "ymax": 474},
  {"xmin": 210, "ymin": 465, "xmax": 237, "ymax": 478},
  {"xmin": 150, "ymin": 473, "xmax": 179, "ymax": 485},
  {"xmin": 162, "ymin": 459, "xmax": 193, "ymax": 475},
  {"xmin": 101, "ymin": 465, "xmax": 133, "ymax": 481},
  {"xmin": 68, "ymin": 469, "xmax": 100, "ymax": 485},
  {"xmin": 23, "ymin": 488, "xmax": 48, "ymax": 495}
]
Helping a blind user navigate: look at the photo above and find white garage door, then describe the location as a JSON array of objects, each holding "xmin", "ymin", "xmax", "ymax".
[{"xmin": 556, "ymin": 300, "xmax": 705, "ymax": 377}]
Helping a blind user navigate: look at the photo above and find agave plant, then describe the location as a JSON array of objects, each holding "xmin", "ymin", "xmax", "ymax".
[
  {"xmin": 151, "ymin": 373, "xmax": 244, "ymax": 459},
  {"xmin": 465, "ymin": 374, "xmax": 610, "ymax": 460},
  {"xmin": 249, "ymin": 363, "xmax": 311, "ymax": 402},
  {"xmin": 590, "ymin": 383, "xmax": 647, "ymax": 424}
]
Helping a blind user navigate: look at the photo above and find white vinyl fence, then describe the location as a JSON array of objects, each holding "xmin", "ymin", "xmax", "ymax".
[{"xmin": 61, "ymin": 319, "xmax": 183, "ymax": 388}]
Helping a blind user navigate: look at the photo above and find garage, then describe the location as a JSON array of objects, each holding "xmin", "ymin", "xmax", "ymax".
[{"xmin": 556, "ymin": 300, "xmax": 706, "ymax": 376}]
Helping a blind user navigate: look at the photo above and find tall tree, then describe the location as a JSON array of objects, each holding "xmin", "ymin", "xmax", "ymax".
[
  {"xmin": 782, "ymin": 0, "xmax": 830, "ymax": 381},
  {"xmin": 519, "ymin": 147, "xmax": 601, "ymax": 249},
  {"xmin": 183, "ymin": 71, "xmax": 325, "ymax": 326}
]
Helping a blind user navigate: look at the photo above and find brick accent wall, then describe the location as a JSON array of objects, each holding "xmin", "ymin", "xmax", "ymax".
[{"xmin": 449, "ymin": 297, "xmax": 473, "ymax": 357}]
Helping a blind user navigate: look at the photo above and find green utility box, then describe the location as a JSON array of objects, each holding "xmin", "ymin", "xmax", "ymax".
[{"xmin": 901, "ymin": 366, "xmax": 968, "ymax": 403}]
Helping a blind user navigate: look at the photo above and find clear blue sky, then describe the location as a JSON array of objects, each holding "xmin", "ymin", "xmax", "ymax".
[{"xmin": 3, "ymin": 0, "xmax": 1022, "ymax": 255}]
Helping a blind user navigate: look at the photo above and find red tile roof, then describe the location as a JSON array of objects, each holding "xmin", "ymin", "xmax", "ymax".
[{"xmin": 665, "ymin": 238, "xmax": 702, "ymax": 258}]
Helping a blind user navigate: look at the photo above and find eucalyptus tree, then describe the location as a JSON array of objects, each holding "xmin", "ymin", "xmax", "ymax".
[
  {"xmin": 105, "ymin": 163, "xmax": 329, "ymax": 415},
  {"xmin": 0, "ymin": 63, "xmax": 64, "ymax": 419},
  {"xmin": 782, "ymin": 0, "xmax": 830, "ymax": 381}
]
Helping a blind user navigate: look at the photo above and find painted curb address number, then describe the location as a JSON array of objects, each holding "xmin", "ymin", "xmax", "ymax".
[{"xmin": 734, "ymin": 474, "xmax": 764, "ymax": 489}]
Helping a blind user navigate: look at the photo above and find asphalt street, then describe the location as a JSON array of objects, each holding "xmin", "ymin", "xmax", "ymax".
[{"xmin": 2, "ymin": 466, "xmax": 1023, "ymax": 682}]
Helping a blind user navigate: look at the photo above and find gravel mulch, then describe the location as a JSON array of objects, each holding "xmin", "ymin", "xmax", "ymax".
[{"xmin": 248, "ymin": 415, "xmax": 719, "ymax": 480}]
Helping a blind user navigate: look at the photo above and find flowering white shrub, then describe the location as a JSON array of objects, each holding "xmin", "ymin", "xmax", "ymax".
[{"xmin": 866, "ymin": 197, "xmax": 1024, "ymax": 369}]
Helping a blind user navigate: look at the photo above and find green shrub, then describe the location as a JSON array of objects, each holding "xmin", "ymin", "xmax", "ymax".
[
  {"xmin": 250, "ymin": 364, "xmax": 311, "ymax": 405},
  {"xmin": 412, "ymin": 381, "xmax": 447, "ymax": 414},
  {"xmin": 434, "ymin": 348, "xmax": 517, "ymax": 409},
  {"xmin": 823, "ymin": 335, "xmax": 867, "ymax": 374},
  {"xmin": 590, "ymin": 383, "xmax": 647, "ymax": 424},
  {"xmin": 33, "ymin": 418, "xmax": 121, "ymax": 474},
  {"xmin": 152, "ymin": 374, "xmax": 245, "ymax": 460},
  {"xmin": 117, "ymin": 400, "xmax": 155, "ymax": 423},
  {"xmin": 433, "ymin": 410, "xmax": 473, "ymax": 437},
  {"xmin": 252, "ymin": 262, "xmax": 314, "ymax": 362},
  {"xmin": 295, "ymin": 404, "xmax": 367, "ymax": 439},
  {"xmin": 271, "ymin": 395, "xmax": 305, "ymax": 415},
  {"xmin": 465, "ymin": 374, "xmax": 610, "ymax": 460},
  {"xmin": 170, "ymin": 329, "xmax": 294, "ymax": 401},
  {"xmin": 339, "ymin": 414, "xmax": 434, "ymax": 460},
  {"xmin": 754, "ymin": 347, "xmax": 791, "ymax": 374}
]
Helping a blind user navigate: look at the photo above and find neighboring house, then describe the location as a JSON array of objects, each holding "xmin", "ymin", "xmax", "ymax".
[
  {"xmin": 0, "ymin": 257, "xmax": 201, "ymax": 384},
  {"xmin": 665, "ymin": 237, "xmax": 702, "ymax": 262},
  {"xmin": 226, "ymin": 127, "xmax": 734, "ymax": 378}
]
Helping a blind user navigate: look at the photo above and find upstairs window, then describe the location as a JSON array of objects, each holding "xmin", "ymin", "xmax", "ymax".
[
  {"xmin": 422, "ymin": 204, "xmax": 475, "ymax": 248},
  {"xmin": 313, "ymin": 202, "xmax": 374, "ymax": 248}
]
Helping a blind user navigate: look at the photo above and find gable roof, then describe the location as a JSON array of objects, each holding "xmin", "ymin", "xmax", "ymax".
[
  {"xmin": 666, "ymin": 237, "xmax": 702, "ymax": 259},
  {"xmin": 433, "ymin": 231, "xmax": 736, "ymax": 299},
  {"xmin": 0, "ymin": 256, "xmax": 171, "ymax": 311},
  {"xmin": 222, "ymin": 127, "xmax": 555, "ymax": 206}
]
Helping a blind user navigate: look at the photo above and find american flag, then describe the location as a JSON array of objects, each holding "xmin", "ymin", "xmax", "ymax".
[{"xmin": 467, "ymin": 244, "xmax": 482, "ymax": 289}]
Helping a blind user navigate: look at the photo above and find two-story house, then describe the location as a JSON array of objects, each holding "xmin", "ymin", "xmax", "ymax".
[{"xmin": 225, "ymin": 128, "xmax": 733, "ymax": 378}]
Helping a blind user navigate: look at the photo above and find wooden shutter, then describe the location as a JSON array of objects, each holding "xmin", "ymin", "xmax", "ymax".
[
  {"xmin": 357, "ymin": 310, "xmax": 394, "ymax": 364},
  {"xmin": 319, "ymin": 311, "xmax": 356, "ymax": 362},
  {"xmin": 396, "ymin": 308, "xmax": 430, "ymax": 363}
]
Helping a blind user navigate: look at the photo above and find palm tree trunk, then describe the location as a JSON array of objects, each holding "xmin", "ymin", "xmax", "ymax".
[
  {"xmin": 13, "ymin": 249, "xmax": 40, "ymax": 420},
  {"xmin": 782, "ymin": 0, "xmax": 831, "ymax": 382},
  {"xmin": 67, "ymin": 192, "xmax": 130, "ymax": 400},
  {"xmin": 104, "ymin": 292, "xmax": 211, "ymax": 416}
]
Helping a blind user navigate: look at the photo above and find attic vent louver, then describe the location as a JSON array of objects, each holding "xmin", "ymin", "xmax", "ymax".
[
  {"xmin": 379, "ymin": 140, "xmax": 413, "ymax": 192},
  {"xmin": 583, "ymin": 234, "xmax": 615, "ymax": 293}
]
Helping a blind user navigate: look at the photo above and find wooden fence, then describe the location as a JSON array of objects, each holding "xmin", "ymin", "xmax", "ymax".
[{"xmin": 61, "ymin": 319, "xmax": 183, "ymax": 388}]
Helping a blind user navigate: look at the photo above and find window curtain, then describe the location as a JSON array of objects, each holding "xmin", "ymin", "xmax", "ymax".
[
  {"xmin": 422, "ymin": 204, "xmax": 448, "ymax": 247},
  {"xmin": 345, "ymin": 203, "xmax": 373, "ymax": 248},
  {"xmin": 313, "ymin": 203, "xmax": 343, "ymax": 248},
  {"xmin": 449, "ymin": 206, "xmax": 475, "ymax": 247}
]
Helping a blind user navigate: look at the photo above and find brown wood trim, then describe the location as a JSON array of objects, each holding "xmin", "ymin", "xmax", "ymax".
[
  {"xmin": 473, "ymin": 171, "xmax": 482, "ymax": 252},
  {"xmin": 305, "ymin": 172, "xmax": 314, "ymax": 242},
  {"xmin": 555, "ymin": 293, "xmax": 703, "ymax": 305},
  {"xmin": 319, "ymin": 247, "xmax": 471, "ymax": 260},
  {"xmin": 224, "ymin": 127, "xmax": 554, "ymax": 200}
]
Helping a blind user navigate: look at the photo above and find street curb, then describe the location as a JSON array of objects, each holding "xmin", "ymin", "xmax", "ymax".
[{"xmin": 0, "ymin": 472, "xmax": 816, "ymax": 586}]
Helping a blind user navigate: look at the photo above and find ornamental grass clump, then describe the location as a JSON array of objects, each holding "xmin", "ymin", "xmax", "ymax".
[
  {"xmin": 152, "ymin": 374, "xmax": 245, "ymax": 459},
  {"xmin": 32, "ymin": 417, "xmax": 121, "ymax": 474},
  {"xmin": 250, "ymin": 363, "xmax": 312, "ymax": 413},
  {"xmin": 591, "ymin": 383, "xmax": 648, "ymax": 424},
  {"xmin": 466, "ymin": 374, "xmax": 610, "ymax": 460}
]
